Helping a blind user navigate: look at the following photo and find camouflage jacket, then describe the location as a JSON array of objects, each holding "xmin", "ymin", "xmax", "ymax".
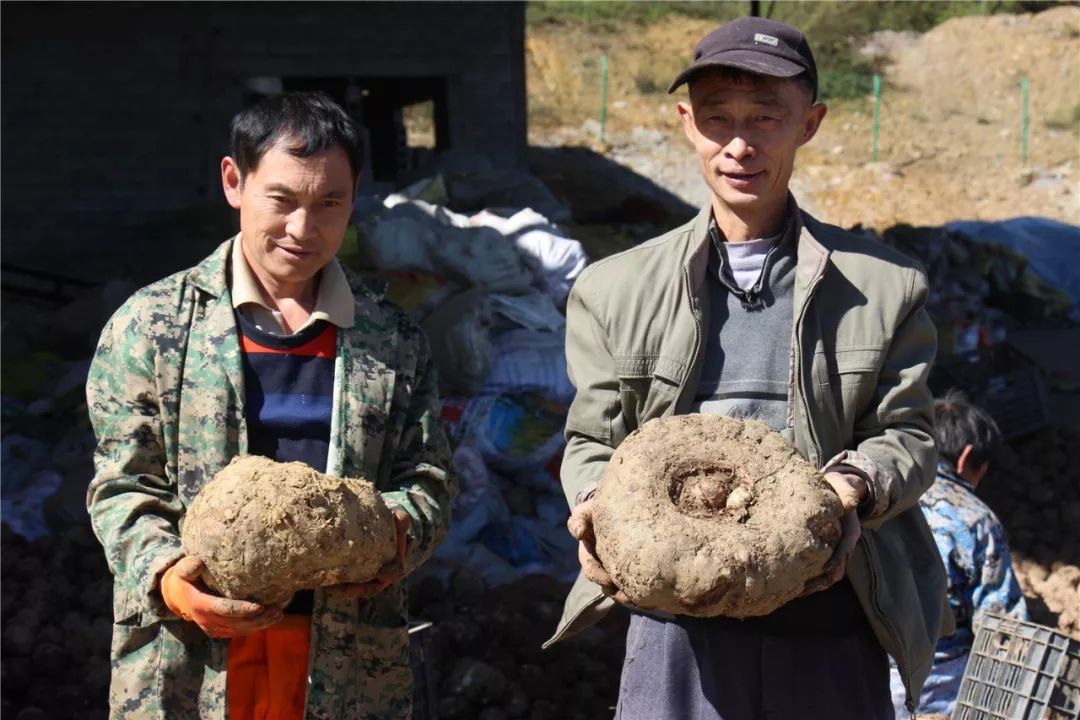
[
  {"xmin": 86, "ymin": 238, "xmax": 455, "ymax": 720},
  {"xmin": 921, "ymin": 464, "xmax": 1028, "ymax": 662}
]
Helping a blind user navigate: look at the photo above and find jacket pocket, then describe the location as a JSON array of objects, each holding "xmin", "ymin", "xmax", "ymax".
[
  {"xmin": 110, "ymin": 588, "xmax": 165, "ymax": 717},
  {"xmin": 343, "ymin": 367, "xmax": 396, "ymax": 482},
  {"xmin": 354, "ymin": 589, "xmax": 412, "ymax": 720},
  {"xmin": 615, "ymin": 355, "xmax": 683, "ymax": 429},
  {"xmin": 818, "ymin": 347, "xmax": 882, "ymax": 431},
  {"xmin": 113, "ymin": 585, "xmax": 147, "ymax": 627}
]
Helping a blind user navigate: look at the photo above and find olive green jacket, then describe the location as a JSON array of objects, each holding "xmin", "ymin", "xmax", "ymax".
[
  {"xmin": 546, "ymin": 203, "xmax": 951, "ymax": 710},
  {"xmin": 86, "ymin": 238, "xmax": 455, "ymax": 720}
]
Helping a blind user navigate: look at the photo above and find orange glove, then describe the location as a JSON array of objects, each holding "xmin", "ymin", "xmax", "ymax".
[
  {"xmin": 161, "ymin": 556, "xmax": 283, "ymax": 638},
  {"xmin": 326, "ymin": 510, "xmax": 411, "ymax": 599}
]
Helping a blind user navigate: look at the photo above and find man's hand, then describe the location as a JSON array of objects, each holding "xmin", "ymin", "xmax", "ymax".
[
  {"xmin": 326, "ymin": 510, "xmax": 411, "ymax": 599},
  {"xmin": 801, "ymin": 472, "xmax": 867, "ymax": 596},
  {"xmin": 567, "ymin": 499, "xmax": 631, "ymax": 604},
  {"xmin": 161, "ymin": 556, "xmax": 283, "ymax": 638}
]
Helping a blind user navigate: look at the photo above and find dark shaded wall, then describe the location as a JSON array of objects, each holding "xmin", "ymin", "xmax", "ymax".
[{"xmin": 1, "ymin": 2, "xmax": 526, "ymax": 282}]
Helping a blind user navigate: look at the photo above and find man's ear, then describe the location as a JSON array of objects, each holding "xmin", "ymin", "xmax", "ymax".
[
  {"xmin": 956, "ymin": 444, "xmax": 976, "ymax": 477},
  {"xmin": 800, "ymin": 102, "xmax": 828, "ymax": 146},
  {"xmin": 221, "ymin": 157, "xmax": 244, "ymax": 210},
  {"xmin": 677, "ymin": 101, "xmax": 696, "ymax": 144},
  {"xmin": 957, "ymin": 444, "xmax": 990, "ymax": 487}
]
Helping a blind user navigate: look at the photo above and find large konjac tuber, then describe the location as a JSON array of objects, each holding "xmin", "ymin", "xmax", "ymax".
[
  {"xmin": 181, "ymin": 455, "xmax": 398, "ymax": 605},
  {"xmin": 591, "ymin": 415, "xmax": 844, "ymax": 618}
]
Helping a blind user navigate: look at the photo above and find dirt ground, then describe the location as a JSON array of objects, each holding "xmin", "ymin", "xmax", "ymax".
[{"xmin": 527, "ymin": 6, "xmax": 1080, "ymax": 228}]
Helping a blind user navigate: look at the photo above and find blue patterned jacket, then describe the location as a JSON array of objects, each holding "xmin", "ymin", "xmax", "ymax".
[{"xmin": 921, "ymin": 463, "xmax": 1028, "ymax": 662}]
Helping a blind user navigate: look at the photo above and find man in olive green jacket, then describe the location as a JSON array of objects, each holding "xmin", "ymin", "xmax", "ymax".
[
  {"xmin": 547, "ymin": 18, "xmax": 949, "ymax": 719},
  {"xmin": 87, "ymin": 93, "xmax": 454, "ymax": 719}
]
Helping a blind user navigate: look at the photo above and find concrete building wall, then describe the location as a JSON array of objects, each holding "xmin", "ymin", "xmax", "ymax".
[{"xmin": 1, "ymin": 2, "xmax": 526, "ymax": 281}]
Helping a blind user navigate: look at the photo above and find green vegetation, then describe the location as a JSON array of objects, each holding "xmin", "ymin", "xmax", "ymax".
[
  {"xmin": 1044, "ymin": 102, "xmax": 1080, "ymax": 132},
  {"xmin": 528, "ymin": 1, "xmax": 1065, "ymax": 100},
  {"xmin": 527, "ymin": 1, "xmax": 743, "ymax": 26},
  {"xmin": 527, "ymin": 0, "xmax": 1061, "ymax": 30}
]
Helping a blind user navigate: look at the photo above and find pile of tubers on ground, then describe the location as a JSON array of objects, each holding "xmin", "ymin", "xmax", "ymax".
[
  {"xmin": 0, "ymin": 520, "xmax": 628, "ymax": 720},
  {"xmin": 980, "ymin": 425, "xmax": 1080, "ymax": 638},
  {"xmin": 409, "ymin": 570, "xmax": 628, "ymax": 720},
  {"xmin": 0, "ymin": 523, "xmax": 113, "ymax": 720}
]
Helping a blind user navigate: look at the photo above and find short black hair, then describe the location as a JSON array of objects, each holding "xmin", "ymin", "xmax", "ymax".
[
  {"xmin": 688, "ymin": 66, "xmax": 817, "ymax": 103},
  {"xmin": 230, "ymin": 91, "xmax": 363, "ymax": 184},
  {"xmin": 934, "ymin": 389, "xmax": 1003, "ymax": 469},
  {"xmin": 793, "ymin": 72, "xmax": 817, "ymax": 103}
]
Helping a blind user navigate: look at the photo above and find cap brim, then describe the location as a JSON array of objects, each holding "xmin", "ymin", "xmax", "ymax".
[{"xmin": 667, "ymin": 50, "xmax": 806, "ymax": 93}]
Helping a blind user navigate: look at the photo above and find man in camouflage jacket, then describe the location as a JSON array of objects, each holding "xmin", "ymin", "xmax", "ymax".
[{"xmin": 86, "ymin": 92, "xmax": 454, "ymax": 719}]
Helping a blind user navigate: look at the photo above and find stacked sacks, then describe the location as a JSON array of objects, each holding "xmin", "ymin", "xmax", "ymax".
[
  {"xmin": 353, "ymin": 178, "xmax": 611, "ymax": 717},
  {"xmin": 352, "ymin": 180, "xmax": 586, "ymax": 589},
  {"xmin": 355, "ymin": 181, "xmax": 584, "ymax": 400}
]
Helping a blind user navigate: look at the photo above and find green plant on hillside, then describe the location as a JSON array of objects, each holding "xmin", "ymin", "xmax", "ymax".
[
  {"xmin": 634, "ymin": 74, "xmax": 664, "ymax": 95},
  {"xmin": 818, "ymin": 63, "xmax": 876, "ymax": 101},
  {"xmin": 527, "ymin": 1, "xmax": 744, "ymax": 26},
  {"xmin": 528, "ymin": 0, "xmax": 1057, "ymax": 30},
  {"xmin": 1044, "ymin": 103, "xmax": 1080, "ymax": 132}
]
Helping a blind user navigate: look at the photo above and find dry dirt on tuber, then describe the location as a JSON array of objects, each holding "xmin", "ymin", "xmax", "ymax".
[
  {"xmin": 591, "ymin": 415, "xmax": 844, "ymax": 618},
  {"xmin": 181, "ymin": 455, "xmax": 397, "ymax": 606}
]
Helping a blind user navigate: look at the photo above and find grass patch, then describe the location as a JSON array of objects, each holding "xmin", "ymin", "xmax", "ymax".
[
  {"xmin": 527, "ymin": 1, "xmax": 1055, "ymax": 35},
  {"xmin": 527, "ymin": 1, "xmax": 744, "ymax": 26},
  {"xmin": 527, "ymin": 1, "xmax": 1070, "ymax": 119},
  {"xmin": 1044, "ymin": 103, "xmax": 1080, "ymax": 132},
  {"xmin": 634, "ymin": 74, "xmax": 664, "ymax": 95},
  {"xmin": 819, "ymin": 61, "xmax": 876, "ymax": 101}
]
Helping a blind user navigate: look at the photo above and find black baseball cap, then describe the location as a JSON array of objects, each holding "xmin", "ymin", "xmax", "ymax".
[{"xmin": 667, "ymin": 17, "xmax": 818, "ymax": 100}]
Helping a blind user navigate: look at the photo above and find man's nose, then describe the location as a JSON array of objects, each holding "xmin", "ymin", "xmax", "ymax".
[
  {"xmin": 723, "ymin": 135, "xmax": 754, "ymax": 162},
  {"xmin": 285, "ymin": 208, "xmax": 316, "ymax": 240}
]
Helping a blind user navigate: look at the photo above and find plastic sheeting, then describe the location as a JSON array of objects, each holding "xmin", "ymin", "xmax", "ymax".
[{"xmin": 947, "ymin": 218, "xmax": 1080, "ymax": 304}]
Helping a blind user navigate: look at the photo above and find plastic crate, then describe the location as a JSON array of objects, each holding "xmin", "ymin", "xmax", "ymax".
[
  {"xmin": 952, "ymin": 613, "xmax": 1080, "ymax": 720},
  {"xmin": 410, "ymin": 620, "xmax": 439, "ymax": 720}
]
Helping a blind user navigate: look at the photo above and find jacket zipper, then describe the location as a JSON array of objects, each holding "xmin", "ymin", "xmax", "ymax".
[
  {"xmin": 864, "ymin": 537, "xmax": 915, "ymax": 713},
  {"xmin": 673, "ymin": 265, "xmax": 704, "ymax": 414},
  {"xmin": 550, "ymin": 259, "xmax": 704, "ymax": 648},
  {"xmin": 793, "ymin": 267, "xmax": 825, "ymax": 467},
  {"xmin": 795, "ymin": 257, "xmax": 915, "ymax": 713}
]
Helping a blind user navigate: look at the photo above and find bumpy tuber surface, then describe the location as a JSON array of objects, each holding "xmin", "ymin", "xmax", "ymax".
[
  {"xmin": 592, "ymin": 415, "xmax": 844, "ymax": 618},
  {"xmin": 181, "ymin": 455, "xmax": 398, "ymax": 605}
]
